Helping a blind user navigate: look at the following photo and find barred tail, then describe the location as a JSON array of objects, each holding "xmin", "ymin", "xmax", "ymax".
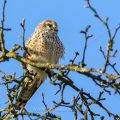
[{"xmin": 16, "ymin": 72, "xmax": 46, "ymax": 109}]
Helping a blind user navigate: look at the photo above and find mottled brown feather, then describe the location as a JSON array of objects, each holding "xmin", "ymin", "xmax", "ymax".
[{"xmin": 17, "ymin": 20, "xmax": 64, "ymax": 108}]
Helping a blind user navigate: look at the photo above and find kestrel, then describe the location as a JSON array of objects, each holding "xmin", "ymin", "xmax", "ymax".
[{"xmin": 17, "ymin": 20, "xmax": 64, "ymax": 108}]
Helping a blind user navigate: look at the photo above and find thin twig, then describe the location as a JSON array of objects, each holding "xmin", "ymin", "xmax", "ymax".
[{"xmin": 0, "ymin": 0, "xmax": 7, "ymax": 54}]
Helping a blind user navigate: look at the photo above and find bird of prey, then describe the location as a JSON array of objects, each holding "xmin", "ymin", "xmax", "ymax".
[{"xmin": 17, "ymin": 20, "xmax": 64, "ymax": 108}]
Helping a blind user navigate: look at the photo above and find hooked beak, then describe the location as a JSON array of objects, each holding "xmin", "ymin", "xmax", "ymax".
[
  {"xmin": 51, "ymin": 27, "xmax": 58, "ymax": 32},
  {"xmin": 52, "ymin": 25, "xmax": 58, "ymax": 32},
  {"xmin": 55, "ymin": 28, "xmax": 58, "ymax": 32}
]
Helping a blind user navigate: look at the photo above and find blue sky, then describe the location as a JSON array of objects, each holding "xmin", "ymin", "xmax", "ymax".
[{"xmin": 0, "ymin": 0, "xmax": 120, "ymax": 119}]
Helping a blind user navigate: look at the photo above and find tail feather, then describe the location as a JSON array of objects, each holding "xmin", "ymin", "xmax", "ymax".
[
  {"xmin": 16, "ymin": 71, "xmax": 47, "ymax": 109},
  {"xmin": 17, "ymin": 79, "xmax": 38, "ymax": 108}
]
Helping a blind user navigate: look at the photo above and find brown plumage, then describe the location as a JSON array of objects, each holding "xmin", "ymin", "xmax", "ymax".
[{"xmin": 17, "ymin": 20, "xmax": 64, "ymax": 108}]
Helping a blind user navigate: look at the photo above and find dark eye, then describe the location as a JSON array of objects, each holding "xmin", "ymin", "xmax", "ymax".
[{"xmin": 47, "ymin": 24, "xmax": 52, "ymax": 28}]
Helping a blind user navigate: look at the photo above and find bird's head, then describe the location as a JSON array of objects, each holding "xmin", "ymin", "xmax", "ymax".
[{"xmin": 38, "ymin": 20, "xmax": 58, "ymax": 32}]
